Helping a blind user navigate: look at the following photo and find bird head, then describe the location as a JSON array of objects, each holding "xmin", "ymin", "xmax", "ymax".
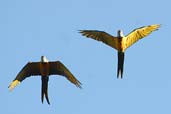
[
  {"xmin": 117, "ymin": 30, "xmax": 124, "ymax": 38},
  {"xmin": 41, "ymin": 56, "xmax": 49, "ymax": 63}
]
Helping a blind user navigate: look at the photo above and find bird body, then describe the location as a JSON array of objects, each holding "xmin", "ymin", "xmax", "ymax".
[
  {"xmin": 8, "ymin": 56, "xmax": 82, "ymax": 105},
  {"xmin": 39, "ymin": 56, "xmax": 50, "ymax": 76},
  {"xmin": 117, "ymin": 37, "xmax": 126, "ymax": 52},
  {"xmin": 40, "ymin": 62, "xmax": 50, "ymax": 76},
  {"xmin": 79, "ymin": 24, "xmax": 160, "ymax": 78}
]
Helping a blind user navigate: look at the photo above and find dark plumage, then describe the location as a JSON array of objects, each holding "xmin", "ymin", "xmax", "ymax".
[{"xmin": 8, "ymin": 56, "xmax": 82, "ymax": 104}]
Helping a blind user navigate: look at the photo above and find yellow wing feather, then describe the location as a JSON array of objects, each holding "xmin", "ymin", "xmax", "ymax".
[
  {"xmin": 8, "ymin": 80, "xmax": 21, "ymax": 91},
  {"xmin": 125, "ymin": 24, "xmax": 160, "ymax": 49}
]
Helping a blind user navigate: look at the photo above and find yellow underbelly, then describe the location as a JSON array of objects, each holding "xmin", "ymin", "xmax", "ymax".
[
  {"xmin": 118, "ymin": 37, "xmax": 126, "ymax": 52},
  {"xmin": 39, "ymin": 63, "xmax": 49, "ymax": 76}
]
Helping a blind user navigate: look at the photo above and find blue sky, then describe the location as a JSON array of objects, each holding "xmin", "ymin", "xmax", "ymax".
[{"xmin": 1, "ymin": 0, "xmax": 171, "ymax": 114}]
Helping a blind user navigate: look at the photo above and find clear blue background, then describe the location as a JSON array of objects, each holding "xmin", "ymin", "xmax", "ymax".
[{"xmin": 1, "ymin": 0, "xmax": 171, "ymax": 114}]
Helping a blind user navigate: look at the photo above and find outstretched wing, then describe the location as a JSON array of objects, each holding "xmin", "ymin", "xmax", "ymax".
[
  {"xmin": 49, "ymin": 61, "xmax": 82, "ymax": 88},
  {"xmin": 125, "ymin": 24, "xmax": 160, "ymax": 49},
  {"xmin": 8, "ymin": 62, "xmax": 41, "ymax": 91},
  {"xmin": 79, "ymin": 30, "xmax": 119, "ymax": 50}
]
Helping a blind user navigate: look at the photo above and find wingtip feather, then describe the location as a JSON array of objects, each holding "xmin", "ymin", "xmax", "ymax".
[
  {"xmin": 8, "ymin": 80, "xmax": 20, "ymax": 91},
  {"xmin": 77, "ymin": 81, "xmax": 82, "ymax": 89},
  {"xmin": 78, "ymin": 30, "xmax": 84, "ymax": 34}
]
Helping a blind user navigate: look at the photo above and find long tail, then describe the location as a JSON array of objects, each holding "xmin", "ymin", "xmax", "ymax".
[
  {"xmin": 41, "ymin": 76, "xmax": 50, "ymax": 105},
  {"xmin": 117, "ymin": 52, "xmax": 125, "ymax": 79}
]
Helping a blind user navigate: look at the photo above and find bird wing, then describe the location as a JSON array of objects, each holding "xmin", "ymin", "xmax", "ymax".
[
  {"xmin": 125, "ymin": 24, "xmax": 160, "ymax": 49},
  {"xmin": 49, "ymin": 61, "xmax": 82, "ymax": 88},
  {"xmin": 79, "ymin": 30, "xmax": 119, "ymax": 50},
  {"xmin": 8, "ymin": 62, "xmax": 41, "ymax": 90}
]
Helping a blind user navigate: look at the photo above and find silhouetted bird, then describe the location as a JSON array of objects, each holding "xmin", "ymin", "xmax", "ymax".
[
  {"xmin": 8, "ymin": 56, "xmax": 82, "ymax": 104},
  {"xmin": 79, "ymin": 24, "xmax": 160, "ymax": 78}
]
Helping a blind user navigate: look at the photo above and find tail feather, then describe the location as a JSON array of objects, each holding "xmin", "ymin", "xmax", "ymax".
[
  {"xmin": 41, "ymin": 76, "xmax": 50, "ymax": 105},
  {"xmin": 117, "ymin": 52, "xmax": 125, "ymax": 79}
]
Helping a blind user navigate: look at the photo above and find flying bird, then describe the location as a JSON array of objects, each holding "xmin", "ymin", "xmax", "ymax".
[
  {"xmin": 8, "ymin": 56, "xmax": 82, "ymax": 105},
  {"xmin": 79, "ymin": 24, "xmax": 160, "ymax": 78}
]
